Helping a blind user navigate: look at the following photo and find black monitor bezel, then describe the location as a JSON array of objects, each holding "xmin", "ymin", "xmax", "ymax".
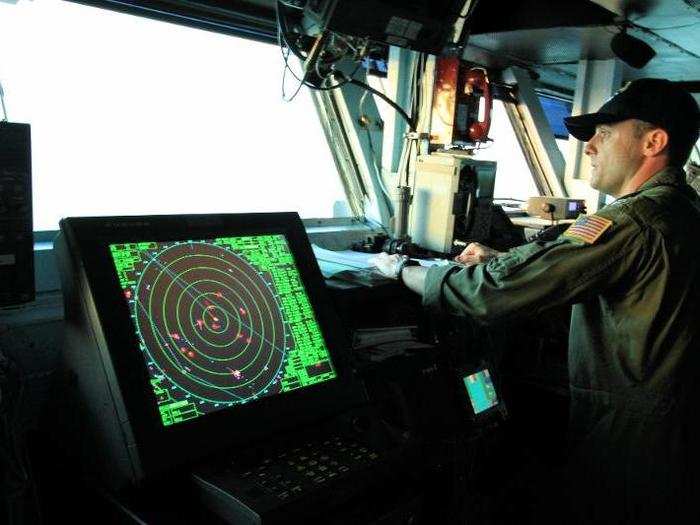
[{"xmin": 62, "ymin": 213, "xmax": 360, "ymax": 480}]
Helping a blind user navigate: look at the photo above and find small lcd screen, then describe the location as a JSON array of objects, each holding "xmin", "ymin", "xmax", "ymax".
[
  {"xmin": 463, "ymin": 369, "xmax": 498, "ymax": 414},
  {"xmin": 109, "ymin": 235, "xmax": 337, "ymax": 427},
  {"xmin": 568, "ymin": 201, "xmax": 579, "ymax": 212}
]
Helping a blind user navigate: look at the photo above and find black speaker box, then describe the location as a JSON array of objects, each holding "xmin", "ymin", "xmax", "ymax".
[{"xmin": 0, "ymin": 122, "xmax": 34, "ymax": 306}]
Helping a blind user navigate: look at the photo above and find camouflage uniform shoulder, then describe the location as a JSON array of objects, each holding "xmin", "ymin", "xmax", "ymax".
[
  {"xmin": 588, "ymin": 199, "xmax": 640, "ymax": 235},
  {"xmin": 553, "ymin": 203, "xmax": 639, "ymax": 248},
  {"xmin": 613, "ymin": 183, "xmax": 700, "ymax": 236}
]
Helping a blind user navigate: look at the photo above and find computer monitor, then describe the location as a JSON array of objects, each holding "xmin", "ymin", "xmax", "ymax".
[
  {"xmin": 56, "ymin": 213, "xmax": 361, "ymax": 490},
  {"xmin": 463, "ymin": 369, "xmax": 499, "ymax": 415},
  {"xmin": 460, "ymin": 366, "xmax": 507, "ymax": 422}
]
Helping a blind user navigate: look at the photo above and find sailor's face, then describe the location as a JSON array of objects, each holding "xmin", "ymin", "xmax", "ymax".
[{"xmin": 584, "ymin": 120, "xmax": 644, "ymax": 198}]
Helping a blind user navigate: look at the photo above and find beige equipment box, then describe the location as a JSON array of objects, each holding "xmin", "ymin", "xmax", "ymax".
[{"xmin": 409, "ymin": 154, "xmax": 496, "ymax": 254}]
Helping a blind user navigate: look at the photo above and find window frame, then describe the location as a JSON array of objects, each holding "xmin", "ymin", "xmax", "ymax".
[{"xmin": 66, "ymin": 0, "xmax": 278, "ymax": 43}]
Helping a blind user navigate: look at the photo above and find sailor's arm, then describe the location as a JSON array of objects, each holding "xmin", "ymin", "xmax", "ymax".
[
  {"xmin": 423, "ymin": 223, "xmax": 645, "ymax": 323},
  {"xmin": 373, "ymin": 211, "xmax": 647, "ymax": 324}
]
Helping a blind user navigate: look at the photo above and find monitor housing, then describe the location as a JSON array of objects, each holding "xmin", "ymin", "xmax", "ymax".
[
  {"xmin": 459, "ymin": 365, "xmax": 508, "ymax": 423},
  {"xmin": 56, "ymin": 213, "xmax": 361, "ymax": 490}
]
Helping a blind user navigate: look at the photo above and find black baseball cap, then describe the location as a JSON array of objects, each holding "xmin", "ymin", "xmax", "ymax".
[{"xmin": 564, "ymin": 78, "xmax": 700, "ymax": 150}]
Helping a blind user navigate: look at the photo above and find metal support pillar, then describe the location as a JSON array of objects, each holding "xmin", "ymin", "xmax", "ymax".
[
  {"xmin": 331, "ymin": 65, "xmax": 392, "ymax": 225},
  {"xmin": 381, "ymin": 47, "xmax": 418, "ymax": 177},
  {"xmin": 504, "ymin": 66, "xmax": 567, "ymax": 197}
]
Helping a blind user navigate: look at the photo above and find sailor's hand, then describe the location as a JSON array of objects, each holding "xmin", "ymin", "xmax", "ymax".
[
  {"xmin": 454, "ymin": 242, "xmax": 502, "ymax": 265},
  {"xmin": 370, "ymin": 252, "xmax": 409, "ymax": 280}
]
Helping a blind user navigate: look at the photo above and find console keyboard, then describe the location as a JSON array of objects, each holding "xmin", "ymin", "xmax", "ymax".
[{"xmin": 225, "ymin": 435, "xmax": 381, "ymax": 502}]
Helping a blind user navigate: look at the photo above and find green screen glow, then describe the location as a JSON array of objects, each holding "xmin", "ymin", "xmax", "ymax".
[
  {"xmin": 109, "ymin": 235, "xmax": 337, "ymax": 427},
  {"xmin": 463, "ymin": 369, "xmax": 498, "ymax": 415}
]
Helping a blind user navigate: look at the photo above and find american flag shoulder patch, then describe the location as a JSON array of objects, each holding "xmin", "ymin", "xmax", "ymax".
[{"xmin": 562, "ymin": 214, "xmax": 613, "ymax": 244}]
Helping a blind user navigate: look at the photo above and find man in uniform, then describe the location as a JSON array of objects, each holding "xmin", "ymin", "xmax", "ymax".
[{"xmin": 372, "ymin": 78, "xmax": 700, "ymax": 523}]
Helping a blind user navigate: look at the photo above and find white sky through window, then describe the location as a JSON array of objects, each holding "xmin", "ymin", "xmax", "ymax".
[
  {"xmin": 0, "ymin": 0, "xmax": 348, "ymax": 231},
  {"xmin": 471, "ymin": 101, "xmax": 540, "ymax": 200}
]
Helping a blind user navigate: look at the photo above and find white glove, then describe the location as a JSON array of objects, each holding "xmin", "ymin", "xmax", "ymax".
[{"xmin": 369, "ymin": 252, "xmax": 409, "ymax": 280}]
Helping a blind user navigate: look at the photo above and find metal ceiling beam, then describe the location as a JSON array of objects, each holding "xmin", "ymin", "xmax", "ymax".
[{"xmin": 66, "ymin": 0, "xmax": 278, "ymax": 42}]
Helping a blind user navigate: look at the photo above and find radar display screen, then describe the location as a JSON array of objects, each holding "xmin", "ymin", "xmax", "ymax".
[
  {"xmin": 109, "ymin": 235, "xmax": 337, "ymax": 428},
  {"xmin": 463, "ymin": 369, "xmax": 498, "ymax": 415}
]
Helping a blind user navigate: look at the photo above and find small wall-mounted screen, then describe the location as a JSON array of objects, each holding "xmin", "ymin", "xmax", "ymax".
[
  {"xmin": 463, "ymin": 368, "xmax": 499, "ymax": 414},
  {"xmin": 109, "ymin": 234, "xmax": 337, "ymax": 427}
]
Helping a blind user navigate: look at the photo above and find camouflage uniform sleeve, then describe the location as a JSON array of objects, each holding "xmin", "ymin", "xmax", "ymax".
[{"xmin": 422, "ymin": 207, "xmax": 646, "ymax": 324}]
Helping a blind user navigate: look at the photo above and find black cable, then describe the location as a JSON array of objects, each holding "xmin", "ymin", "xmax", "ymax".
[
  {"xmin": 284, "ymin": 63, "xmax": 415, "ymax": 131},
  {"xmin": 276, "ymin": 1, "xmax": 306, "ymax": 61},
  {"xmin": 284, "ymin": 60, "xmax": 361, "ymax": 93},
  {"xmin": 281, "ymin": 49, "xmax": 307, "ymax": 101},
  {"xmin": 337, "ymin": 74, "xmax": 415, "ymax": 131},
  {"xmin": 279, "ymin": 13, "xmax": 351, "ymax": 97},
  {"xmin": 276, "ymin": 0, "xmax": 308, "ymax": 101},
  {"xmin": 311, "ymin": 60, "xmax": 364, "ymax": 91},
  {"xmin": 404, "ymin": 137, "xmax": 414, "ymax": 186},
  {"xmin": 277, "ymin": 1, "xmax": 368, "ymax": 96}
]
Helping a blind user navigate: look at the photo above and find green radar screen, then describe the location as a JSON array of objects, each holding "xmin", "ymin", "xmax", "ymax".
[{"xmin": 109, "ymin": 235, "xmax": 337, "ymax": 427}]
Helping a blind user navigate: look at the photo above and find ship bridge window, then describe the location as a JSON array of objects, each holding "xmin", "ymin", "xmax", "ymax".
[
  {"xmin": 538, "ymin": 93, "xmax": 572, "ymax": 158},
  {"xmin": 471, "ymin": 100, "xmax": 540, "ymax": 201},
  {"xmin": 0, "ymin": 0, "xmax": 349, "ymax": 232}
]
